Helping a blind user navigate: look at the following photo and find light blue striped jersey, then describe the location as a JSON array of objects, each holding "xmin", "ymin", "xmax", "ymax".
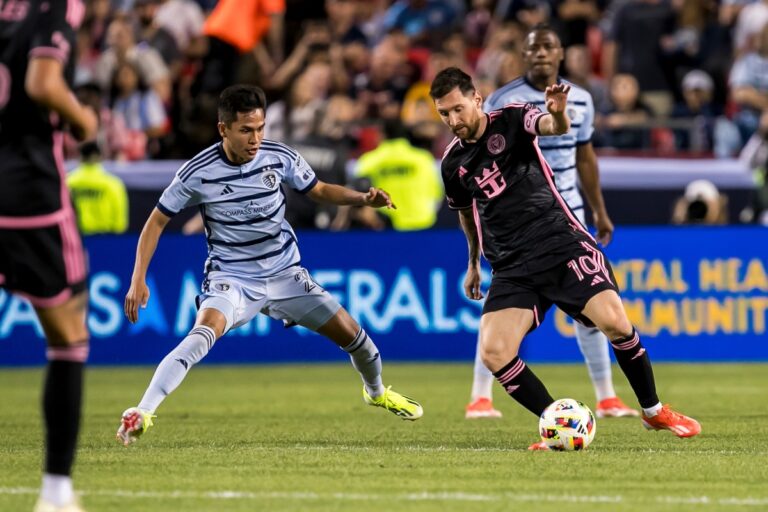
[
  {"xmin": 157, "ymin": 140, "xmax": 318, "ymax": 278},
  {"xmin": 484, "ymin": 76, "xmax": 594, "ymax": 213}
]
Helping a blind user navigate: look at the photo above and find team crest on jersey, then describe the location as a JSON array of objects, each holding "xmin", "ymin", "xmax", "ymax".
[
  {"xmin": 215, "ymin": 283, "xmax": 230, "ymax": 292},
  {"xmin": 487, "ymin": 134, "xmax": 506, "ymax": 155},
  {"xmin": 262, "ymin": 172, "xmax": 278, "ymax": 189}
]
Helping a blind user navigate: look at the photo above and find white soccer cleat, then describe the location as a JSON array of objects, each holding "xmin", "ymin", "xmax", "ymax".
[{"xmin": 33, "ymin": 497, "xmax": 85, "ymax": 512}]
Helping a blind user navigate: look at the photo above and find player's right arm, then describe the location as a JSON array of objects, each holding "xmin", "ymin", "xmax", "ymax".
[
  {"xmin": 26, "ymin": 59, "xmax": 97, "ymax": 141},
  {"xmin": 124, "ymin": 208, "xmax": 171, "ymax": 323},
  {"xmin": 458, "ymin": 208, "xmax": 484, "ymax": 300}
]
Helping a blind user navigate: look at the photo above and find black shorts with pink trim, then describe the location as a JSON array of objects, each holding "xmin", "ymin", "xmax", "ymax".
[
  {"xmin": 482, "ymin": 238, "xmax": 619, "ymax": 330},
  {"xmin": 0, "ymin": 154, "xmax": 88, "ymax": 308}
]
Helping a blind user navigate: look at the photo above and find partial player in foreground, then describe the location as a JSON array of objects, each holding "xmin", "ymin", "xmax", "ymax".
[
  {"xmin": 1, "ymin": 1, "xmax": 98, "ymax": 511},
  {"xmin": 117, "ymin": 85, "xmax": 422, "ymax": 446},
  {"xmin": 465, "ymin": 25, "xmax": 637, "ymax": 421},
  {"xmin": 430, "ymin": 67, "xmax": 700, "ymax": 449}
]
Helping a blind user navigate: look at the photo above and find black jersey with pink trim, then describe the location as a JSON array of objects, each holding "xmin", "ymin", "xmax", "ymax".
[
  {"xmin": 0, "ymin": 0, "xmax": 83, "ymax": 216},
  {"xmin": 440, "ymin": 103, "xmax": 593, "ymax": 275}
]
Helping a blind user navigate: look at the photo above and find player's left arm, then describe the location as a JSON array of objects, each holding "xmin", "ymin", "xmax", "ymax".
[
  {"xmin": 576, "ymin": 142, "xmax": 614, "ymax": 246},
  {"xmin": 536, "ymin": 84, "xmax": 571, "ymax": 136},
  {"xmin": 307, "ymin": 180, "xmax": 396, "ymax": 209}
]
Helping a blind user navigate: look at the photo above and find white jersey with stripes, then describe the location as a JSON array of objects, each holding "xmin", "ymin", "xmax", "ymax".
[
  {"xmin": 157, "ymin": 140, "xmax": 318, "ymax": 278},
  {"xmin": 484, "ymin": 76, "xmax": 594, "ymax": 216}
]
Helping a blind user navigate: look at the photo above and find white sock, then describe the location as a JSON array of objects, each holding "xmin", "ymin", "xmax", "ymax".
[
  {"xmin": 343, "ymin": 328, "xmax": 384, "ymax": 397},
  {"xmin": 41, "ymin": 474, "xmax": 73, "ymax": 507},
  {"xmin": 138, "ymin": 326, "xmax": 216, "ymax": 412},
  {"xmin": 471, "ymin": 334, "xmax": 494, "ymax": 401},
  {"xmin": 643, "ymin": 402, "xmax": 663, "ymax": 417},
  {"xmin": 574, "ymin": 323, "xmax": 616, "ymax": 402}
]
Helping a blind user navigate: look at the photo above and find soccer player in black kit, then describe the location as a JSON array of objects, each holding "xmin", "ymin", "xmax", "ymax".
[
  {"xmin": 1, "ymin": 1, "xmax": 97, "ymax": 510},
  {"xmin": 430, "ymin": 67, "xmax": 700, "ymax": 449}
]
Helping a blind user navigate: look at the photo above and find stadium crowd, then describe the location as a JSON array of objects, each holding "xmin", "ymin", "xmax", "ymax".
[{"xmin": 67, "ymin": 0, "xmax": 768, "ymax": 228}]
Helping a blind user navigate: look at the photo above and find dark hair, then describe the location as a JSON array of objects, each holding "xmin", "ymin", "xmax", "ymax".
[
  {"xmin": 526, "ymin": 24, "xmax": 561, "ymax": 45},
  {"xmin": 218, "ymin": 85, "xmax": 267, "ymax": 125},
  {"xmin": 429, "ymin": 67, "xmax": 475, "ymax": 100}
]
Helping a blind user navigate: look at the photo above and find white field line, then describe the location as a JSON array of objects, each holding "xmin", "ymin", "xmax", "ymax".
[
  {"xmin": 198, "ymin": 444, "xmax": 768, "ymax": 456},
  {"xmin": 2, "ymin": 487, "xmax": 767, "ymax": 506}
]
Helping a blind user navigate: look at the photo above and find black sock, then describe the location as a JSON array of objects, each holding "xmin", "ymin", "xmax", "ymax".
[
  {"xmin": 43, "ymin": 360, "xmax": 84, "ymax": 475},
  {"xmin": 610, "ymin": 328, "xmax": 659, "ymax": 409},
  {"xmin": 493, "ymin": 356, "xmax": 554, "ymax": 416}
]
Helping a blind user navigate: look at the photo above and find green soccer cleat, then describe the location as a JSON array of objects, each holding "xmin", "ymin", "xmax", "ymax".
[
  {"xmin": 116, "ymin": 407, "xmax": 156, "ymax": 446},
  {"xmin": 363, "ymin": 386, "xmax": 423, "ymax": 420}
]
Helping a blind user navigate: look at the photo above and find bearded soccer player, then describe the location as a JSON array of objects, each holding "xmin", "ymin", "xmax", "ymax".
[
  {"xmin": 465, "ymin": 25, "xmax": 637, "ymax": 422},
  {"xmin": 431, "ymin": 67, "xmax": 700, "ymax": 449},
  {"xmin": 116, "ymin": 85, "xmax": 422, "ymax": 446},
  {"xmin": 0, "ymin": 1, "xmax": 97, "ymax": 511}
]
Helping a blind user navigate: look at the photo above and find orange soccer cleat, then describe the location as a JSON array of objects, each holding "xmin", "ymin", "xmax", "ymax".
[
  {"xmin": 641, "ymin": 405, "xmax": 701, "ymax": 438},
  {"xmin": 595, "ymin": 396, "xmax": 640, "ymax": 418},
  {"xmin": 527, "ymin": 440, "xmax": 549, "ymax": 451},
  {"xmin": 465, "ymin": 397, "xmax": 503, "ymax": 419}
]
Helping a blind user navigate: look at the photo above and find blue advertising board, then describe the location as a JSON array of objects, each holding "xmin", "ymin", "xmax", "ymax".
[{"xmin": 0, "ymin": 227, "xmax": 766, "ymax": 365}]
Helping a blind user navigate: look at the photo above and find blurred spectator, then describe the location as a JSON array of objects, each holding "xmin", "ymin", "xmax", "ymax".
[
  {"xmin": 337, "ymin": 120, "xmax": 443, "ymax": 231},
  {"xmin": 94, "ymin": 18, "xmax": 172, "ymax": 103},
  {"xmin": 464, "ymin": 0, "xmax": 494, "ymax": 47},
  {"xmin": 739, "ymin": 109, "xmax": 768, "ymax": 224},
  {"xmin": 565, "ymin": 44, "xmax": 607, "ymax": 109},
  {"xmin": 266, "ymin": 62, "xmax": 332, "ymax": 142},
  {"xmin": 382, "ymin": 0, "xmax": 458, "ymax": 47},
  {"xmin": 67, "ymin": 142, "xmax": 129, "ymax": 235},
  {"xmin": 197, "ymin": 0, "xmax": 286, "ymax": 95},
  {"xmin": 553, "ymin": 0, "xmax": 603, "ymax": 47},
  {"xmin": 475, "ymin": 21, "xmax": 525, "ymax": 83},
  {"xmin": 401, "ymin": 50, "xmax": 460, "ymax": 151},
  {"xmin": 496, "ymin": 0, "xmax": 552, "ymax": 30},
  {"xmin": 671, "ymin": 179, "xmax": 728, "ymax": 224},
  {"xmin": 350, "ymin": 35, "xmax": 412, "ymax": 120},
  {"xmin": 286, "ymin": 95, "xmax": 360, "ymax": 229},
  {"xmin": 602, "ymin": 0, "xmax": 676, "ymax": 117},
  {"xmin": 733, "ymin": 0, "xmax": 768, "ymax": 55},
  {"xmin": 728, "ymin": 22, "xmax": 768, "ymax": 146},
  {"xmin": 110, "ymin": 61, "xmax": 168, "ymax": 158},
  {"xmin": 71, "ymin": 82, "xmax": 144, "ymax": 161},
  {"xmin": 268, "ymin": 22, "xmax": 338, "ymax": 92},
  {"xmin": 326, "ymin": 0, "xmax": 369, "ymax": 46},
  {"xmin": 135, "ymin": 0, "xmax": 182, "ymax": 71},
  {"xmin": 357, "ymin": 0, "xmax": 392, "ymax": 44},
  {"xmin": 153, "ymin": 0, "xmax": 206, "ymax": 56},
  {"xmin": 671, "ymin": 70, "xmax": 720, "ymax": 152},
  {"xmin": 595, "ymin": 73, "xmax": 653, "ymax": 149}
]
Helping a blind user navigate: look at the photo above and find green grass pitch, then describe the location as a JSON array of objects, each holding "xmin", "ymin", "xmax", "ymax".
[{"xmin": 1, "ymin": 363, "xmax": 767, "ymax": 512}]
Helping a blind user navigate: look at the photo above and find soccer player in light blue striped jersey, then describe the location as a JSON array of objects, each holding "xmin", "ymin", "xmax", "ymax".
[
  {"xmin": 116, "ymin": 85, "xmax": 423, "ymax": 445},
  {"xmin": 464, "ymin": 25, "xmax": 639, "ymax": 427}
]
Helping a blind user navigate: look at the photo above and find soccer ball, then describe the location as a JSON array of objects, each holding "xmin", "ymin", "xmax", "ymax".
[{"xmin": 538, "ymin": 398, "xmax": 596, "ymax": 451}]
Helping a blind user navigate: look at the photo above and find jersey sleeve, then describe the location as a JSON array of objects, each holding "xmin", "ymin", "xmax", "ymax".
[
  {"xmin": 577, "ymin": 93, "xmax": 595, "ymax": 144},
  {"xmin": 157, "ymin": 174, "xmax": 200, "ymax": 217},
  {"xmin": 441, "ymin": 160, "xmax": 472, "ymax": 210},
  {"xmin": 282, "ymin": 150, "xmax": 318, "ymax": 194},
  {"xmin": 29, "ymin": 1, "xmax": 74, "ymax": 65}
]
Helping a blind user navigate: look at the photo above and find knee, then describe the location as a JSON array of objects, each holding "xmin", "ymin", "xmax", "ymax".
[
  {"xmin": 480, "ymin": 338, "xmax": 518, "ymax": 371},
  {"xmin": 599, "ymin": 304, "xmax": 633, "ymax": 340}
]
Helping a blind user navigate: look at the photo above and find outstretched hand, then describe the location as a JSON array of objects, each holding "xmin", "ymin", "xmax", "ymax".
[
  {"xmin": 544, "ymin": 83, "xmax": 571, "ymax": 115},
  {"xmin": 363, "ymin": 187, "xmax": 396, "ymax": 209}
]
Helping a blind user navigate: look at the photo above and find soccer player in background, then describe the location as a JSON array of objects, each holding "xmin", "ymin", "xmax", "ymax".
[
  {"xmin": 430, "ymin": 67, "xmax": 700, "ymax": 449},
  {"xmin": 465, "ymin": 25, "xmax": 638, "ymax": 422},
  {"xmin": 0, "ymin": 1, "xmax": 98, "ymax": 511},
  {"xmin": 117, "ymin": 85, "xmax": 423, "ymax": 445}
]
